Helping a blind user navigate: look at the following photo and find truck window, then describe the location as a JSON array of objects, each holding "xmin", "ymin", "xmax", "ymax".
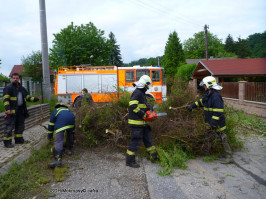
[
  {"xmin": 126, "ymin": 71, "xmax": 135, "ymax": 82},
  {"xmin": 151, "ymin": 70, "xmax": 160, "ymax": 82},
  {"xmin": 136, "ymin": 70, "xmax": 150, "ymax": 81}
]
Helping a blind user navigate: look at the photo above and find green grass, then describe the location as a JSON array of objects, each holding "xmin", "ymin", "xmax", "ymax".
[
  {"xmin": 226, "ymin": 107, "xmax": 266, "ymax": 133},
  {"xmin": 0, "ymin": 142, "xmax": 65, "ymax": 199}
]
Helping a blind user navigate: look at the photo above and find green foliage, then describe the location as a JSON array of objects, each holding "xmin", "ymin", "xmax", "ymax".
[
  {"xmin": 54, "ymin": 167, "xmax": 68, "ymax": 182},
  {"xmin": 0, "ymin": 73, "xmax": 10, "ymax": 83},
  {"xmin": 0, "ymin": 143, "xmax": 54, "ymax": 199},
  {"xmin": 202, "ymin": 155, "xmax": 218, "ymax": 162},
  {"xmin": 157, "ymin": 144, "xmax": 189, "ymax": 176},
  {"xmin": 21, "ymin": 51, "xmax": 43, "ymax": 81},
  {"xmin": 247, "ymin": 31, "xmax": 266, "ymax": 58},
  {"xmin": 127, "ymin": 57, "xmax": 160, "ymax": 66},
  {"xmin": 184, "ymin": 31, "xmax": 230, "ymax": 59},
  {"xmin": 234, "ymin": 37, "xmax": 251, "ymax": 58},
  {"xmin": 109, "ymin": 32, "xmax": 123, "ymax": 66},
  {"xmin": 162, "ymin": 31, "xmax": 185, "ymax": 76},
  {"xmin": 177, "ymin": 63, "xmax": 196, "ymax": 82},
  {"xmin": 50, "ymin": 22, "xmax": 112, "ymax": 69},
  {"xmin": 227, "ymin": 107, "xmax": 266, "ymax": 133}
]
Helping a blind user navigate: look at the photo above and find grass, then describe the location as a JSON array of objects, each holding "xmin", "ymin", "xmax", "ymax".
[{"xmin": 0, "ymin": 141, "xmax": 68, "ymax": 199}]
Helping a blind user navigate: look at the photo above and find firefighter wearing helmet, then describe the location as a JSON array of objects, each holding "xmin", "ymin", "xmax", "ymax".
[
  {"xmin": 187, "ymin": 76, "xmax": 234, "ymax": 164},
  {"xmin": 126, "ymin": 75, "xmax": 158, "ymax": 168},
  {"xmin": 47, "ymin": 104, "xmax": 75, "ymax": 168}
]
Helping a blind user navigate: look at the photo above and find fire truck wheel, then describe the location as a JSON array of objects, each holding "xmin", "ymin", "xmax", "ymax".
[
  {"xmin": 73, "ymin": 97, "xmax": 82, "ymax": 108},
  {"xmin": 146, "ymin": 95, "xmax": 155, "ymax": 108}
]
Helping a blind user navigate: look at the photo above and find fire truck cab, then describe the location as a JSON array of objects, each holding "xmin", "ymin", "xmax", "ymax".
[{"xmin": 55, "ymin": 65, "xmax": 167, "ymax": 106}]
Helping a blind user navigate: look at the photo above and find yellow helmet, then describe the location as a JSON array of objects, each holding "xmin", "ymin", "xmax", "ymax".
[
  {"xmin": 135, "ymin": 75, "xmax": 152, "ymax": 89},
  {"xmin": 199, "ymin": 76, "xmax": 223, "ymax": 90}
]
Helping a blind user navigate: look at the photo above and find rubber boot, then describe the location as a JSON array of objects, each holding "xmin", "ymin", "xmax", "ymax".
[
  {"xmin": 4, "ymin": 140, "xmax": 14, "ymax": 148},
  {"xmin": 48, "ymin": 150, "xmax": 63, "ymax": 168},
  {"xmin": 126, "ymin": 154, "xmax": 140, "ymax": 168},
  {"xmin": 149, "ymin": 151, "xmax": 158, "ymax": 163},
  {"xmin": 65, "ymin": 147, "xmax": 73, "ymax": 155},
  {"xmin": 15, "ymin": 137, "xmax": 30, "ymax": 144},
  {"xmin": 220, "ymin": 133, "xmax": 234, "ymax": 164}
]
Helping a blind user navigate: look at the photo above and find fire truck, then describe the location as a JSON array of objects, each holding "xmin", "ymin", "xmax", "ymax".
[{"xmin": 54, "ymin": 65, "xmax": 167, "ymax": 106}]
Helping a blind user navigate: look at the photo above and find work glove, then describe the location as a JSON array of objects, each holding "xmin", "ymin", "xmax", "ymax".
[
  {"xmin": 47, "ymin": 133, "xmax": 53, "ymax": 141},
  {"xmin": 187, "ymin": 105, "xmax": 193, "ymax": 112}
]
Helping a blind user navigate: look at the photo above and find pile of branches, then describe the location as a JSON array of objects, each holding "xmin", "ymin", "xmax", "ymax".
[{"xmin": 75, "ymin": 79, "xmax": 226, "ymax": 155}]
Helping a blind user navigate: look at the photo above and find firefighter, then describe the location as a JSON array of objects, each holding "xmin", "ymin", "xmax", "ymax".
[
  {"xmin": 47, "ymin": 104, "xmax": 75, "ymax": 168},
  {"xmin": 187, "ymin": 76, "xmax": 234, "ymax": 164},
  {"xmin": 126, "ymin": 75, "xmax": 158, "ymax": 168},
  {"xmin": 82, "ymin": 88, "xmax": 94, "ymax": 105},
  {"xmin": 2, "ymin": 73, "xmax": 40, "ymax": 148}
]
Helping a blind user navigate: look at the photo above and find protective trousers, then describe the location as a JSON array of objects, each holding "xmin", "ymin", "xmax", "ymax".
[
  {"xmin": 127, "ymin": 126, "xmax": 155, "ymax": 155},
  {"xmin": 3, "ymin": 106, "xmax": 25, "ymax": 146},
  {"xmin": 203, "ymin": 129, "xmax": 232, "ymax": 156},
  {"xmin": 55, "ymin": 128, "xmax": 74, "ymax": 152}
]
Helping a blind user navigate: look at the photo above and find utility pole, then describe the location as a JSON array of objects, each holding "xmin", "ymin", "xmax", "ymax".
[
  {"xmin": 39, "ymin": 0, "xmax": 51, "ymax": 100},
  {"xmin": 204, "ymin": 24, "xmax": 209, "ymax": 60}
]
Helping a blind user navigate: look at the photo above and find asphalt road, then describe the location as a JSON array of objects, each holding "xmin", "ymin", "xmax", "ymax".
[{"xmin": 48, "ymin": 133, "xmax": 266, "ymax": 199}]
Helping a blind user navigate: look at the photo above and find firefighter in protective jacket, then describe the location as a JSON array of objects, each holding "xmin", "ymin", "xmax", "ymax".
[
  {"xmin": 47, "ymin": 104, "xmax": 75, "ymax": 168},
  {"xmin": 126, "ymin": 75, "xmax": 158, "ymax": 168},
  {"xmin": 187, "ymin": 76, "xmax": 233, "ymax": 164},
  {"xmin": 3, "ymin": 73, "xmax": 40, "ymax": 148}
]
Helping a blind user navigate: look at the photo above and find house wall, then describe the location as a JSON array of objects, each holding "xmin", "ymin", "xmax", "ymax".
[
  {"xmin": 189, "ymin": 79, "xmax": 266, "ymax": 118},
  {"xmin": 223, "ymin": 98, "xmax": 266, "ymax": 118}
]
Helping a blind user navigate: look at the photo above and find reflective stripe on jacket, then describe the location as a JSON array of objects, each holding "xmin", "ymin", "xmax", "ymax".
[
  {"xmin": 3, "ymin": 82, "xmax": 39, "ymax": 114},
  {"xmin": 190, "ymin": 89, "xmax": 226, "ymax": 132},
  {"xmin": 128, "ymin": 88, "xmax": 149, "ymax": 127},
  {"xmin": 48, "ymin": 107, "xmax": 75, "ymax": 135}
]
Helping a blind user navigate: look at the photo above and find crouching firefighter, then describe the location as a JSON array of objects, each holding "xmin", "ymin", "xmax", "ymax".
[
  {"xmin": 47, "ymin": 104, "xmax": 75, "ymax": 168},
  {"xmin": 187, "ymin": 76, "xmax": 233, "ymax": 164},
  {"xmin": 126, "ymin": 75, "xmax": 158, "ymax": 168}
]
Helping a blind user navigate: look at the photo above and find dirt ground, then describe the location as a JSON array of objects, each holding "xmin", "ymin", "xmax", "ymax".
[{"xmin": 44, "ymin": 129, "xmax": 265, "ymax": 199}]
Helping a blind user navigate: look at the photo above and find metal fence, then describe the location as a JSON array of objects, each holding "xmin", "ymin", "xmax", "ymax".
[
  {"xmin": 220, "ymin": 82, "xmax": 239, "ymax": 99},
  {"xmin": 0, "ymin": 87, "xmax": 3, "ymax": 100},
  {"xmin": 245, "ymin": 82, "xmax": 266, "ymax": 103}
]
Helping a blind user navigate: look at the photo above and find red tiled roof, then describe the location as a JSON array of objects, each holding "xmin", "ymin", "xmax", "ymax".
[
  {"xmin": 192, "ymin": 58, "xmax": 266, "ymax": 78},
  {"xmin": 9, "ymin": 65, "xmax": 54, "ymax": 77},
  {"xmin": 9, "ymin": 65, "xmax": 24, "ymax": 77},
  {"xmin": 201, "ymin": 58, "xmax": 266, "ymax": 75}
]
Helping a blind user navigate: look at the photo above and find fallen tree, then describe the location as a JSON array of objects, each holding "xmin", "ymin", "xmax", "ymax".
[{"xmin": 75, "ymin": 78, "xmax": 242, "ymax": 175}]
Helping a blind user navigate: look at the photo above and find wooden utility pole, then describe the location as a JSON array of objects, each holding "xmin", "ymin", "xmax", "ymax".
[
  {"xmin": 204, "ymin": 24, "xmax": 209, "ymax": 60},
  {"xmin": 39, "ymin": 0, "xmax": 51, "ymax": 100}
]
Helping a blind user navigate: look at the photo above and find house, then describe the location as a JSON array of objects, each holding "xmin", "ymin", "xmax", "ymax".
[
  {"xmin": 189, "ymin": 58, "xmax": 266, "ymax": 117},
  {"xmin": 9, "ymin": 65, "xmax": 54, "ymax": 96},
  {"xmin": 191, "ymin": 58, "xmax": 266, "ymax": 80}
]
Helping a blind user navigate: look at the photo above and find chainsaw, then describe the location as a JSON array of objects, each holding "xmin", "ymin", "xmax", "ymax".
[{"xmin": 143, "ymin": 105, "xmax": 167, "ymax": 121}]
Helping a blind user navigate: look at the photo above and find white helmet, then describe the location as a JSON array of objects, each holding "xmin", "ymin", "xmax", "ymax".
[
  {"xmin": 134, "ymin": 75, "xmax": 152, "ymax": 89},
  {"xmin": 199, "ymin": 76, "xmax": 223, "ymax": 90}
]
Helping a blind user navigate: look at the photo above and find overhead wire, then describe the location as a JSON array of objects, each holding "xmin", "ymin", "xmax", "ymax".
[{"xmin": 127, "ymin": 0, "xmax": 202, "ymax": 28}]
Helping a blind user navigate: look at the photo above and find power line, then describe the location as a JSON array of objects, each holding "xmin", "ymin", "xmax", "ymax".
[{"xmin": 127, "ymin": 0, "xmax": 202, "ymax": 28}]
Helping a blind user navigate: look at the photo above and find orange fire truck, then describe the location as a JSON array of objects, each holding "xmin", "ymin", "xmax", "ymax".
[{"xmin": 54, "ymin": 65, "xmax": 167, "ymax": 106}]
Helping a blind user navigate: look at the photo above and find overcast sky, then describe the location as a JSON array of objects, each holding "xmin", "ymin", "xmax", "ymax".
[{"xmin": 0, "ymin": 0, "xmax": 265, "ymax": 76}]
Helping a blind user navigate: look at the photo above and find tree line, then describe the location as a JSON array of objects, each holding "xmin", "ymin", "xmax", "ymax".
[{"xmin": 16, "ymin": 21, "xmax": 265, "ymax": 81}]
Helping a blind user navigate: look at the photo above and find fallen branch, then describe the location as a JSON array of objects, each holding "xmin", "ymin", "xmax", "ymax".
[{"xmin": 169, "ymin": 104, "xmax": 188, "ymax": 110}]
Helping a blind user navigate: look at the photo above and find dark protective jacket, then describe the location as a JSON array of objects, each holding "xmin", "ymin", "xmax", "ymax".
[
  {"xmin": 3, "ymin": 82, "xmax": 39, "ymax": 116},
  {"xmin": 190, "ymin": 89, "xmax": 226, "ymax": 132},
  {"xmin": 128, "ymin": 88, "xmax": 149, "ymax": 127},
  {"xmin": 48, "ymin": 107, "xmax": 75, "ymax": 135}
]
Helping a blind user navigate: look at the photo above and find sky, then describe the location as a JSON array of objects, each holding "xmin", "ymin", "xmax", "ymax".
[{"xmin": 0, "ymin": 0, "xmax": 265, "ymax": 77}]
